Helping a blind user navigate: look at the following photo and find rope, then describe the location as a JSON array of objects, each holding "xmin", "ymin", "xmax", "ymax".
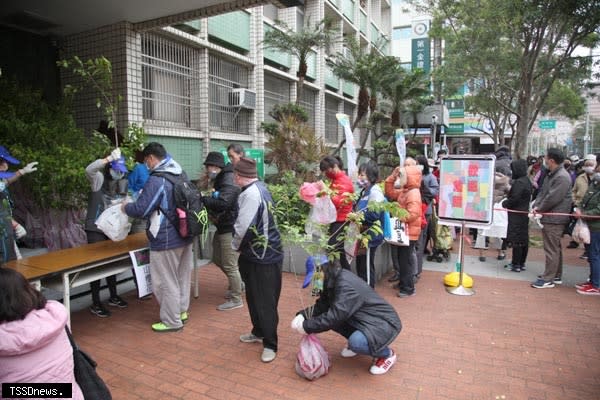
[{"xmin": 493, "ymin": 207, "xmax": 600, "ymax": 219}]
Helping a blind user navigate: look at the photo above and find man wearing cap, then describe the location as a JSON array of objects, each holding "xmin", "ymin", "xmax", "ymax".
[
  {"xmin": 0, "ymin": 145, "xmax": 38, "ymax": 262},
  {"xmin": 232, "ymin": 157, "xmax": 283, "ymax": 363},
  {"xmin": 84, "ymin": 148, "xmax": 129, "ymax": 317},
  {"xmin": 201, "ymin": 151, "xmax": 243, "ymax": 311}
]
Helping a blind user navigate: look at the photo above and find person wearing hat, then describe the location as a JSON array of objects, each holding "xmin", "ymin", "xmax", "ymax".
[
  {"xmin": 201, "ymin": 151, "xmax": 243, "ymax": 311},
  {"xmin": 232, "ymin": 157, "xmax": 283, "ymax": 363},
  {"xmin": 0, "ymin": 145, "xmax": 38, "ymax": 262},
  {"xmin": 84, "ymin": 148, "xmax": 129, "ymax": 317}
]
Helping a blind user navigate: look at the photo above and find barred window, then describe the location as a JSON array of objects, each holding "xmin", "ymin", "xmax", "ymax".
[
  {"xmin": 325, "ymin": 96, "xmax": 340, "ymax": 143},
  {"xmin": 299, "ymin": 88, "xmax": 316, "ymax": 130},
  {"xmin": 141, "ymin": 34, "xmax": 200, "ymax": 129},
  {"xmin": 264, "ymin": 73, "xmax": 291, "ymax": 123}
]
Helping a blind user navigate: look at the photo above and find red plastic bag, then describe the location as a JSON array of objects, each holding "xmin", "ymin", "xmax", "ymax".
[{"xmin": 295, "ymin": 334, "xmax": 330, "ymax": 381}]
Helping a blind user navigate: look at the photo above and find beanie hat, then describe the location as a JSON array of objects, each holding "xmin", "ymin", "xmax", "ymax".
[
  {"xmin": 234, "ymin": 157, "xmax": 257, "ymax": 179},
  {"xmin": 203, "ymin": 151, "xmax": 225, "ymax": 168}
]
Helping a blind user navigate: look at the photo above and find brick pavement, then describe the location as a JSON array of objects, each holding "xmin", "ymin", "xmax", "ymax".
[{"xmin": 69, "ymin": 235, "xmax": 600, "ymax": 400}]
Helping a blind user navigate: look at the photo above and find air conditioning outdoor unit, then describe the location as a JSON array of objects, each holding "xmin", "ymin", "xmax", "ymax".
[{"xmin": 229, "ymin": 88, "xmax": 256, "ymax": 110}]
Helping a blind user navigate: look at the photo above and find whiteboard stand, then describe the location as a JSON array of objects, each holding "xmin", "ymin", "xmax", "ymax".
[{"xmin": 446, "ymin": 220, "xmax": 475, "ymax": 296}]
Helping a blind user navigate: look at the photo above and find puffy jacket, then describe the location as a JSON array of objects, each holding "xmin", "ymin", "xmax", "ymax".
[
  {"xmin": 232, "ymin": 181, "xmax": 283, "ymax": 265},
  {"xmin": 124, "ymin": 156, "xmax": 193, "ymax": 250},
  {"xmin": 385, "ymin": 166, "xmax": 423, "ymax": 241},
  {"xmin": 327, "ymin": 170, "xmax": 354, "ymax": 222},
  {"xmin": 202, "ymin": 164, "xmax": 240, "ymax": 234},
  {"xmin": 301, "ymin": 267, "xmax": 401, "ymax": 355},
  {"xmin": 533, "ymin": 165, "xmax": 572, "ymax": 225},
  {"xmin": 0, "ymin": 301, "xmax": 84, "ymax": 400},
  {"xmin": 573, "ymin": 172, "xmax": 592, "ymax": 207},
  {"xmin": 581, "ymin": 180, "xmax": 600, "ymax": 232},
  {"xmin": 354, "ymin": 184, "xmax": 385, "ymax": 248}
]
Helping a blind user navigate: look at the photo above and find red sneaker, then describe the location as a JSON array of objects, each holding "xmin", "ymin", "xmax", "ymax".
[
  {"xmin": 575, "ymin": 281, "xmax": 592, "ymax": 290},
  {"xmin": 369, "ymin": 349, "xmax": 397, "ymax": 375},
  {"xmin": 576, "ymin": 286, "xmax": 600, "ymax": 296}
]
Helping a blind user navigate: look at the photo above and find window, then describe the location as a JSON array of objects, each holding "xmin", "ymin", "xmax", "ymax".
[
  {"xmin": 264, "ymin": 73, "xmax": 291, "ymax": 123},
  {"xmin": 263, "ymin": 4, "xmax": 278, "ymax": 21},
  {"xmin": 392, "ymin": 26, "xmax": 411, "ymax": 40},
  {"xmin": 299, "ymin": 89, "xmax": 316, "ymax": 129},
  {"xmin": 208, "ymin": 55, "xmax": 251, "ymax": 134},
  {"xmin": 325, "ymin": 96, "xmax": 341, "ymax": 143},
  {"xmin": 141, "ymin": 34, "xmax": 200, "ymax": 128}
]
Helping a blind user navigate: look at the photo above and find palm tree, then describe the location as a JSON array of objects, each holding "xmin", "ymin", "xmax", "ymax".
[{"xmin": 262, "ymin": 17, "xmax": 337, "ymax": 105}]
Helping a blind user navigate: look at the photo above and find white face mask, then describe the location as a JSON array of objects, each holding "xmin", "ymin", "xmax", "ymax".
[
  {"xmin": 110, "ymin": 170, "xmax": 124, "ymax": 180},
  {"xmin": 583, "ymin": 166, "xmax": 595, "ymax": 174}
]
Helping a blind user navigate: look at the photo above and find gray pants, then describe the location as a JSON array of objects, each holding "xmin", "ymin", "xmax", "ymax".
[
  {"xmin": 150, "ymin": 243, "xmax": 193, "ymax": 328},
  {"xmin": 541, "ymin": 223, "xmax": 565, "ymax": 282},
  {"xmin": 212, "ymin": 232, "xmax": 242, "ymax": 303}
]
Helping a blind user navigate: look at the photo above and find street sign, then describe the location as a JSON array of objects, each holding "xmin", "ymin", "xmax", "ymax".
[{"xmin": 539, "ymin": 120, "xmax": 556, "ymax": 130}]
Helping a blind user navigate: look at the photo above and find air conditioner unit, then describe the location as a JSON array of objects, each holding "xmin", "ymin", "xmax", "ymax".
[{"xmin": 228, "ymin": 88, "xmax": 256, "ymax": 109}]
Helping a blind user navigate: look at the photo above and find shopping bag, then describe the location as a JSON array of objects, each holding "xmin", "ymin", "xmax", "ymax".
[
  {"xmin": 310, "ymin": 196, "xmax": 337, "ymax": 224},
  {"xmin": 295, "ymin": 333, "xmax": 330, "ymax": 381},
  {"xmin": 572, "ymin": 219, "xmax": 591, "ymax": 244},
  {"xmin": 482, "ymin": 201, "xmax": 507, "ymax": 239},
  {"xmin": 384, "ymin": 217, "xmax": 410, "ymax": 246},
  {"xmin": 95, "ymin": 204, "xmax": 131, "ymax": 241},
  {"xmin": 344, "ymin": 222, "xmax": 361, "ymax": 259}
]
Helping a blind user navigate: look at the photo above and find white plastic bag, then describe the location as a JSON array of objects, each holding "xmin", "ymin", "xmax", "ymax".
[
  {"xmin": 95, "ymin": 204, "xmax": 131, "ymax": 241},
  {"xmin": 295, "ymin": 333, "xmax": 330, "ymax": 381},
  {"xmin": 310, "ymin": 196, "xmax": 337, "ymax": 224},
  {"xmin": 573, "ymin": 219, "xmax": 591, "ymax": 244},
  {"xmin": 482, "ymin": 201, "xmax": 508, "ymax": 238}
]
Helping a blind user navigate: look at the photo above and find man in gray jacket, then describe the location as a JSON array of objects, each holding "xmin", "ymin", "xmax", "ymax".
[{"xmin": 531, "ymin": 148, "xmax": 572, "ymax": 288}]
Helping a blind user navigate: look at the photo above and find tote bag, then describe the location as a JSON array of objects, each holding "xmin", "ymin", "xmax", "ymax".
[{"xmin": 384, "ymin": 217, "xmax": 410, "ymax": 246}]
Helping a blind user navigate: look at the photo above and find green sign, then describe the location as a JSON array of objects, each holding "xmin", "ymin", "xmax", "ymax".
[
  {"xmin": 411, "ymin": 38, "xmax": 430, "ymax": 72},
  {"xmin": 221, "ymin": 148, "xmax": 265, "ymax": 179},
  {"xmin": 539, "ymin": 120, "xmax": 556, "ymax": 130},
  {"xmin": 446, "ymin": 123, "xmax": 464, "ymax": 134},
  {"xmin": 446, "ymin": 97, "xmax": 464, "ymax": 118}
]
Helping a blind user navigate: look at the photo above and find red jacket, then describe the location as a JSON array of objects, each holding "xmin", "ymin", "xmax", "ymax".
[{"xmin": 328, "ymin": 170, "xmax": 354, "ymax": 222}]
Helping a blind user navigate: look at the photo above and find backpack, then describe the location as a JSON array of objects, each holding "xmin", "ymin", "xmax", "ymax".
[{"xmin": 152, "ymin": 171, "xmax": 206, "ymax": 238}]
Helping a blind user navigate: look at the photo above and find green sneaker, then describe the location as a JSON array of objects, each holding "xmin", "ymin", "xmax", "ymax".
[
  {"xmin": 181, "ymin": 311, "xmax": 189, "ymax": 324},
  {"xmin": 151, "ymin": 322, "xmax": 183, "ymax": 333}
]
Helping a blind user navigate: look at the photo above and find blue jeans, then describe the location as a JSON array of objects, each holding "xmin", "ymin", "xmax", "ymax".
[
  {"xmin": 347, "ymin": 330, "xmax": 391, "ymax": 358},
  {"xmin": 588, "ymin": 231, "xmax": 600, "ymax": 288}
]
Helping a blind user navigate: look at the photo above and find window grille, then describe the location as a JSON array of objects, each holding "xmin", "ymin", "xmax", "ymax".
[
  {"xmin": 325, "ymin": 96, "xmax": 340, "ymax": 143},
  {"xmin": 264, "ymin": 73, "xmax": 291, "ymax": 123},
  {"xmin": 208, "ymin": 55, "xmax": 251, "ymax": 133},
  {"xmin": 141, "ymin": 33, "xmax": 200, "ymax": 129},
  {"xmin": 299, "ymin": 88, "xmax": 316, "ymax": 129}
]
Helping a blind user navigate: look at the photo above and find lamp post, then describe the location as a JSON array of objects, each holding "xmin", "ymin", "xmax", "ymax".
[{"xmin": 431, "ymin": 115, "xmax": 438, "ymax": 158}]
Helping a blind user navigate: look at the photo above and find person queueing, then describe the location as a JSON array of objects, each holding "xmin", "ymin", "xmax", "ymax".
[
  {"xmin": 319, "ymin": 156, "xmax": 354, "ymax": 270},
  {"xmin": 503, "ymin": 159, "xmax": 533, "ymax": 272},
  {"xmin": 233, "ymin": 157, "xmax": 284, "ymax": 363},
  {"xmin": 85, "ymin": 148, "xmax": 129, "ymax": 317},
  {"xmin": 291, "ymin": 260, "xmax": 401, "ymax": 375},
  {"xmin": 351, "ymin": 161, "xmax": 385, "ymax": 288},
  {"xmin": 201, "ymin": 151, "xmax": 243, "ymax": 311}
]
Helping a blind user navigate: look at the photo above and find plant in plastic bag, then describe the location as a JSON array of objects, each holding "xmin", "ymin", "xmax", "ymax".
[
  {"xmin": 95, "ymin": 204, "xmax": 131, "ymax": 241},
  {"xmin": 295, "ymin": 333, "xmax": 330, "ymax": 381}
]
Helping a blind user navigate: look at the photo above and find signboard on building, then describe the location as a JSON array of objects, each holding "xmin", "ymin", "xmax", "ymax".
[
  {"xmin": 446, "ymin": 123, "xmax": 465, "ymax": 134},
  {"xmin": 411, "ymin": 38, "xmax": 430, "ymax": 72},
  {"xmin": 539, "ymin": 120, "xmax": 556, "ymax": 129}
]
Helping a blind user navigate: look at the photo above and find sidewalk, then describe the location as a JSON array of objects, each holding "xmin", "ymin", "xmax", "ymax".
[{"xmin": 66, "ymin": 235, "xmax": 599, "ymax": 400}]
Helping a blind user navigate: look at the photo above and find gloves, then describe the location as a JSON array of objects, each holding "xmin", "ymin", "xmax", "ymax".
[
  {"xmin": 13, "ymin": 222, "xmax": 26, "ymax": 239},
  {"xmin": 19, "ymin": 162, "xmax": 38, "ymax": 175},
  {"xmin": 107, "ymin": 148, "xmax": 121, "ymax": 162},
  {"xmin": 291, "ymin": 314, "xmax": 306, "ymax": 335}
]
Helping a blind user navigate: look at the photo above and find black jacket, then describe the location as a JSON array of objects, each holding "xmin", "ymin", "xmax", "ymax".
[
  {"xmin": 301, "ymin": 268, "xmax": 401, "ymax": 354},
  {"xmin": 202, "ymin": 164, "xmax": 240, "ymax": 234},
  {"xmin": 504, "ymin": 159, "xmax": 532, "ymax": 245}
]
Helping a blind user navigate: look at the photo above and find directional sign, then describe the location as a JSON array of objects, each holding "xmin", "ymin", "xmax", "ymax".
[{"xmin": 539, "ymin": 120, "xmax": 556, "ymax": 130}]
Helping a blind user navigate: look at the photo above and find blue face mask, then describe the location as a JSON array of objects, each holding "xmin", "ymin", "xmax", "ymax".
[{"xmin": 357, "ymin": 178, "xmax": 369, "ymax": 188}]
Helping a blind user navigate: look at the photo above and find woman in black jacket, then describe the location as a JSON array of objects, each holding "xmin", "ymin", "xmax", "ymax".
[
  {"xmin": 503, "ymin": 159, "xmax": 532, "ymax": 272},
  {"xmin": 291, "ymin": 260, "xmax": 402, "ymax": 375}
]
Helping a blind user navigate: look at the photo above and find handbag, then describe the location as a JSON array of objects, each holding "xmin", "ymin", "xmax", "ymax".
[
  {"xmin": 384, "ymin": 217, "xmax": 410, "ymax": 246},
  {"xmin": 65, "ymin": 327, "xmax": 113, "ymax": 400}
]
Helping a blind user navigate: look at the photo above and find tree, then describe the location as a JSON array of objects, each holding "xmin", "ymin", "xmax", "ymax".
[
  {"xmin": 262, "ymin": 17, "xmax": 337, "ymax": 105},
  {"xmin": 427, "ymin": 0, "xmax": 600, "ymax": 158}
]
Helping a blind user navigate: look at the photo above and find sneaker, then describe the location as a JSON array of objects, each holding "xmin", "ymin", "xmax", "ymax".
[
  {"xmin": 580, "ymin": 254, "xmax": 589, "ymax": 260},
  {"xmin": 497, "ymin": 253, "xmax": 506, "ymax": 260},
  {"xmin": 369, "ymin": 349, "xmax": 397, "ymax": 375},
  {"xmin": 151, "ymin": 322, "xmax": 183, "ymax": 333},
  {"xmin": 387, "ymin": 273, "xmax": 400, "ymax": 282},
  {"xmin": 89, "ymin": 304, "xmax": 110, "ymax": 318},
  {"xmin": 261, "ymin": 348, "xmax": 277, "ymax": 363},
  {"xmin": 531, "ymin": 279, "xmax": 555, "ymax": 289},
  {"xmin": 509, "ymin": 265, "xmax": 522, "ymax": 272},
  {"xmin": 503, "ymin": 263, "xmax": 513, "ymax": 270},
  {"xmin": 216, "ymin": 300, "xmax": 243, "ymax": 311},
  {"xmin": 108, "ymin": 296, "xmax": 128, "ymax": 308},
  {"xmin": 340, "ymin": 347, "xmax": 357, "ymax": 358},
  {"xmin": 181, "ymin": 311, "xmax": 189, "ymax": 324},
  {"xmin": 553, "ymin": 277, "xmax": 563, "ymax": 285},
  {"xmin": 575, "ymin": 280, "xmax": 592, "ymax": 290},
  {"xmin": 240, "ymin": 333, "xmax": 263, "ymax": 343},
  {"xmin": 567, "ymin": 241, "xmax": 579, "ymax": 249},
  {"xmin": 397, "ymin": 291, "xmax": 415, "ymax": 298},
  {"xmin": 576, "ymin": 286, "xmax": 600, "ymax": 295}
]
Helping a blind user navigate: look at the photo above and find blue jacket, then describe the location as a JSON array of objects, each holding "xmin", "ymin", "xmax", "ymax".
[
  {"xmin": 354, "ymin": 184, "xmax": 385, "ymax": 248},
  {"xmin": 124, "ymin": 157, "xmax": 192, "ymax": 250},
  {"xmin": 232, "ymin": 181, "xmax": 283, "ymax": 264}
]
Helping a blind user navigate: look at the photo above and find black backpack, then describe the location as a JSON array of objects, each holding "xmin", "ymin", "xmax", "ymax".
[{"xmin": 152, "ymin": 171, "xmax": 207, "ymax": 238}]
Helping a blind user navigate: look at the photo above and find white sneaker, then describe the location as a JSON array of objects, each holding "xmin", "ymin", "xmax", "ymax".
[
  {"xmin": 261, "ymin": 348, "xmax": 276, "ymax": 363},
  {"xmin": 340, "ymin": 347, "xmax": 357, "ymax": 358},
  {"xmin": 369, "ymin": 349, "xmax": 397, "ymax": 375}
]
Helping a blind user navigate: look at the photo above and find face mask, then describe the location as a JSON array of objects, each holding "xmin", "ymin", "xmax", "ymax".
[
  {"xmin": 325, "ymin": 169, "xmax": 339, "ymax": 179},
  {"xmin": 584, "ymin": 166, "xmax": 595, "ymax": 174},
  {"xmin": 208, "ymin": 171, "xmax": 218, "ymax": 180},
  {"xmin": 110, "ymin": 170, "xmax": 124, "ymax": 180},
  {"xmin": 357, "ymin": 178, "xmax": 369, "ymax": 188}
]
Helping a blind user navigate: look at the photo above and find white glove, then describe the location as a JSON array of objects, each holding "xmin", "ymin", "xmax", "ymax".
[
  {"xmin": 13, "ymin": 222, "xmax": 26, "ymax": 239},
  {"xmin": 19, "ymin": 162, "xmax": 38, "ymax": 175},
  {"xmin": 291, "ymin": 314, "xmax": 306, "ymax": 335},
  {"xmin": 107, "ymin": 148, "xmax": 121, "ymax": 162}
]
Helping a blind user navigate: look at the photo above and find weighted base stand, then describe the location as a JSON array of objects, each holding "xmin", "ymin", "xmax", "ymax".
[{"xmin": 447, "ymin": 220, "xmax": 475, "ymax": 296}]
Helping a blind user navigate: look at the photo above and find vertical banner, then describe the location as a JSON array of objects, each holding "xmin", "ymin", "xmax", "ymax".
[
  {"xmin": 130, "ymin": 247, "xmax": 152, "ymax": 298},
  {"xmin": 411, "ymin": 37, "xmax": 431, "ymax": 72},
  {"xmin": 395, "ymin": 129, "xmax": 406, "ymax": 166},
  {"xmin": 336, "ymin": 113, "xmax": 358, "ymax": 179}
]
